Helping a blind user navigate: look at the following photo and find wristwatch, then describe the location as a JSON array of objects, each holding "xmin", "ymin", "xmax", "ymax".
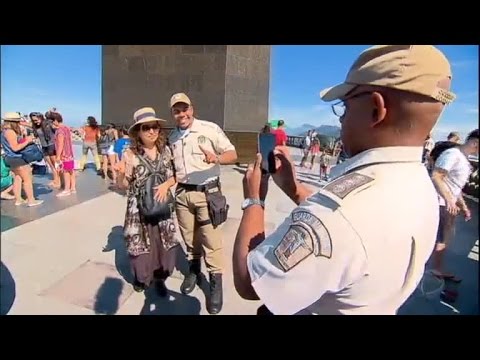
[{"xmin": 241, "ymin": 198, "xmax": 265, "ymax": 210}]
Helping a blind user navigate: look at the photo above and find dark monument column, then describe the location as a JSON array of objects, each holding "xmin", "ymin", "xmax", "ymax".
[{"xmin": 103, "ymin": 45, "xmax": 271, "ymax": 163}]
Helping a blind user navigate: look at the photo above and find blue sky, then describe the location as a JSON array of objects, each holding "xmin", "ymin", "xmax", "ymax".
[
  {"xmin": 269, "ymin": 45, "xmax": 478, "ymax": 140},
  {"xmin": 1, "ymin": 45, "xmax": 101, "ymax": 126},
  {"xmin": 1, "ymin": 45, "xmax": 478, "ymax": 140}
]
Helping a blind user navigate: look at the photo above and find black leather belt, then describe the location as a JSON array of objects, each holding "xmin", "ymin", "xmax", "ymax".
[{"xmin": 177, "ymin": 179, "xmax": 220, "ymax": 193}]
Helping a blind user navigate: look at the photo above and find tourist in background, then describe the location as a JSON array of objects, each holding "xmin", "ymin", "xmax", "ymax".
[
  {"xmin": 299, "ymin": 129, "xmax": 312, "ymax": 167},
  {"xmin": 1, "ymin": 145, "xmax": 21, "ymax": 201},
  {"xmin": 271, "ymin": 120, "xmax": 287, "ymax": 146},
  {"xmin": 50, "ymin": 112, "xmax": 76, "ymax": 197},
  {"xmin": 319, "ymin": 150, "xmax": 332, "ymax": 180},
  {"xmin": 308, "ymin": 137, "xmax": 320, "ymax": 169},
  {"xmin": 113, "ymin": 126, "xmax": 131, "ymax": 162},
  {"xmin": 30, "ymin": 112, "xmax": 60, "ymax": 188},
  {"xmin": 1, "ymin": 112, "xmax": 43, "ymax": 207},
  {"xmin": 98, "ymin": 125, "xmax": 117, "ymax": 183},
  {"xmin": 79, "ymin": 116, "xmax": 101, "ymax": 172},
  {"xmin": 430, "ymin": 129, "xmax": 478, "ymax": 280}
]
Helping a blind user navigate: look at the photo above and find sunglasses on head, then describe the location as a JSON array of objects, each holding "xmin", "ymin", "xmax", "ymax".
[{"xmin": 140, "ymin": 123, "xmax": 160, "ymax": 132}]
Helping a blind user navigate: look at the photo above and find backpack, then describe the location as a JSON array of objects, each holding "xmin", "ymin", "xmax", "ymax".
[
  {"xmin": 430, "ymin": 141, "xmax": 459, "ymax": 163},
  {"xmin": 136, "ymin": 154, "xmax": 174, "ymax": 222}
]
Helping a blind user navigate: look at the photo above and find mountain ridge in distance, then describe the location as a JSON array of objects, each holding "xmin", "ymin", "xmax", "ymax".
[{"xmin": 287, "ymin": 123, "xmax": 341, "ymax": 138}]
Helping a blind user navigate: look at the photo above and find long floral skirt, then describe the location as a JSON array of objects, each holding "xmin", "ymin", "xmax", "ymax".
[{"xmin": 129, "ymin": 223, "xmax": 179, "ymax": 286}]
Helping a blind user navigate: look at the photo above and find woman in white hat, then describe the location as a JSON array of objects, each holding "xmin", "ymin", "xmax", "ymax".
[
  {"xmin": 1, "ymin": 112, "xmax": 43, "ymax": 207},
  {"xmin": 115, "ymin": 107, "xmax": 180, "ymax": 295}
]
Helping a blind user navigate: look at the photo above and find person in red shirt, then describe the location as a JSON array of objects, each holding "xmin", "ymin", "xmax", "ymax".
[{"xmin": 271, "ymin": 120, "xmax": 287, "ymax": 146}]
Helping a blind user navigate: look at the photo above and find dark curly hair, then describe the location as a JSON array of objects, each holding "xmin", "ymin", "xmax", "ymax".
[{"xmin": 129, "ymin": 123, "xmax": 167, "ymax": 156}]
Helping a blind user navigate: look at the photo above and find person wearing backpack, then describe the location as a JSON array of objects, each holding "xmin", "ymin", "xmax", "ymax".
[{"xmin": 115, "ymin": 107, "xmax": 180, "ymax": 295}]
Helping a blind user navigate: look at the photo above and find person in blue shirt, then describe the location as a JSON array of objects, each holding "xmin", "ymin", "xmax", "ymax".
[{"xmin": 113, "ymin": 126, "xmax": 131, "ymax": 162}]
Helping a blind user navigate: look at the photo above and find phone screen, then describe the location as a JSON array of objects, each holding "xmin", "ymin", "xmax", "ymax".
[{"xmin": 258, "ymin": 133, "xmax": 276, "ymax": 173}]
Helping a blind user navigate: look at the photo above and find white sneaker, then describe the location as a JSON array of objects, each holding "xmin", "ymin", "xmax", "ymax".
[
  {"xmin": 56, "ymin": 191, "xmax": 71, "ymax": 198},
  {"xmin": 28, "ymin": 200, "xmax": 44, "ymax": 207}
]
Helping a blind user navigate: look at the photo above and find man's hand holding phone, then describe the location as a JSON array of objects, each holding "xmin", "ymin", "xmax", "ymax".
[{"xmin": 243, "ymin": 153, "xmax": 269, "ymax": 202}]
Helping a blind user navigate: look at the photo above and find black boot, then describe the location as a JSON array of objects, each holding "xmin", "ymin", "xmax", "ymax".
[
  {"xmin": 180, "ymin": 259, "xmax": 201, "ymax": 295},
  {"xmin": 207, "ymin": 273, "xmax": 223, "ymax": 315}
]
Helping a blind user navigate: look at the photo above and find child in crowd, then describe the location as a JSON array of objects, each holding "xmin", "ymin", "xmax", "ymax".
[{"xmin": 319, "ymin": 150, "xmax": 332, "ymax": 180}]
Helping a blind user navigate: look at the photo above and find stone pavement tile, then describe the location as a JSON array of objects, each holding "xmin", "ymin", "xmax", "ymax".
[
  {"xmin": 40, "ymin": 260, "xmax": 134, "ymax": 315},
  {"xmin": 0, "ymin": 240, "xmax": 35, "ymax": 264},
  {"xmin": 8, "ymin": 287, "xmax": 96, "ymax": 315},
  {"xmin": 1, "ymin": 168, "xmax": 111, "ymax": 232},
  {"xmin": 2, "ymin": 192, "xmax": 128, "ymax": 308},
  {"xmin": 3, "ymin": 160, "xmax": 477, "ymax": 315}
]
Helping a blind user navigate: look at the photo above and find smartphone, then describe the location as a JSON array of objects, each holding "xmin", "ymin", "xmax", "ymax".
[{"xmin": 258, "ymin": 133, "xmax": 276, "ymax": 174}]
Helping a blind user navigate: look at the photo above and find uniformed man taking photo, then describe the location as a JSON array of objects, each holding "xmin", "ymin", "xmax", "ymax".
[
  {"xmin": 168, "ymin": 92, "xmax": 237, "ymax": 314},
  {"xmin": 233, "ymin": 45, "xmax": 456, "ymax": 315}
]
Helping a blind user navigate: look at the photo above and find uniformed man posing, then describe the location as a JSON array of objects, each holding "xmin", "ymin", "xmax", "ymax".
[
  {"xmin": 233, "ymin": 45, "xmax": 456, "ymax": 315},
  {"xmin": 168, "ymin": 93, "xmax": 237, "ymax": 314}
]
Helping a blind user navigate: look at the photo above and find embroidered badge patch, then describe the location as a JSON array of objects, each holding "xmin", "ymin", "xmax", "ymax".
[
  {"xmin": 274, "ymin": 224, "xmax": 314, "ymax": 272},
  {"xmin": 197, "ymin": 135, "xmax": 207, "ymax": 145},
  {"xmin": 323, "ymin": 172, "xmax": 374, "ymax": 199},
  {"xmin": 291, "ymin": 211, "xmax": 332, "ymax": 259}
]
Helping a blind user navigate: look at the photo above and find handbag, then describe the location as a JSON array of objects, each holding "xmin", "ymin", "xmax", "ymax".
[
  {"xmin": 20, "ymin": 143, "xmax": 44, "ymax": 163},
  {"xmin": 136, "ymin": 154, "xmax": 174, "ymax": 222}
]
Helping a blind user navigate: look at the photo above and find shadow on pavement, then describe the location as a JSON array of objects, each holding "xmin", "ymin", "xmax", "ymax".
[
  {"xmin": 103, "ymin": 226, "xmax": 134, "ymax": 284},
  {"xmin": 140, "ymin": 288, "xmax": 201, "ymax": 315},
  {"xmin": 175, "ymin": 246, "xmax": 210, "ymax": 303},
  {"xmin": 108, "ymin": 185, "xmax": 127, "ymax": 197},
  {"xmin": 94, "ymin": 277, "xmax": 124, "ymax": 315},
  {"xmin": 0, "ymin": 262, "xmax": 16, "ymax": 315},
  {"xmin": 33, "ymin": 182, "xmax": 53, "ymax": 196}
]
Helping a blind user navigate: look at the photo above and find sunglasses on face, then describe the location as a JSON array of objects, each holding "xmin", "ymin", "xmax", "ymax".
[
  {"xmin": 141, "ymin": 124, "xmax": 160, "ymax": 132},
  {"xmin": 331, "ymin": 91, "xmax": 375, "ymax": 118}
]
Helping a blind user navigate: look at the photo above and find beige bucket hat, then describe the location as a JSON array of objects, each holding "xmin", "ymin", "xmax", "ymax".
[{"xmin": 128, "ymin": 107, "xmax": 166, "ymax": 136}]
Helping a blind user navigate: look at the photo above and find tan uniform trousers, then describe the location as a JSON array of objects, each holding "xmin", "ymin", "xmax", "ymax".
[{"xmin": 175, "ymin": 188, "xmax": 223, "ymax": 274}]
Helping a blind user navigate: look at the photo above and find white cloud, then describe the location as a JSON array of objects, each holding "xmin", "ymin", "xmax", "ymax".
[
  {"xmin": 269, "ymin": 103, "xmax": 339, "ymax": 129},
  {"xmin": 466, "ymin": 108, "xmax": 479, "ymax": 114}
]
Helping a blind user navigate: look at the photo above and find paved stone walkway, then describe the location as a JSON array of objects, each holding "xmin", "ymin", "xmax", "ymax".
[{"xmin": 1, "ymin": 148, "xmax": 477, "ymax": 315}]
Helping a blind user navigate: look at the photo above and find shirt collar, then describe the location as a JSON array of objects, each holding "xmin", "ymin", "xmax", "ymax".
[
  {"xmin": 174, "ymin": 118, "xmax": 200, "ymax": 135},
  {"xmin": 329, "ymin": 146, "xmax": 423, "ymax": 180}
]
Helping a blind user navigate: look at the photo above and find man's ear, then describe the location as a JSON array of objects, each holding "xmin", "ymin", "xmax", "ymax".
[{"xmin": 371, "ymin": 92, "xmax": 387, "ymax": 127}]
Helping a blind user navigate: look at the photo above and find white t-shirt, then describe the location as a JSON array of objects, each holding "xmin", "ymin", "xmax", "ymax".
[{"xmin": 434, "ymin": 147, "xmax": 472, "ymax": 206}]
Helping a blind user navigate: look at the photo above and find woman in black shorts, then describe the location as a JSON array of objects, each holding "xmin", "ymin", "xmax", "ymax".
[{"xmin": 30, "ymin": 112, "xmax": 60, "ymax": 188}]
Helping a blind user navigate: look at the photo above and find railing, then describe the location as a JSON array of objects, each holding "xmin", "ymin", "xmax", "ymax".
[{"xmin": 286, "ymin": 135, "xmax": 305, "ymax": 148}]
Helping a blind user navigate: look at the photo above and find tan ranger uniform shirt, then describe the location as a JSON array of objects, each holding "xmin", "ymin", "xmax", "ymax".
[
  {"xmin": 247, "ymin": 147, "xmax": 439, "ymax": 315},
  {"xmin": 169, "ymin": 118, "xmax": 236, "ymax": 185}
]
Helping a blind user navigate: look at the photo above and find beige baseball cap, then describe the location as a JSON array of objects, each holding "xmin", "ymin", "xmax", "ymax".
[
  {"xmin": 320, "ymin": 45, "xmax": 456, "ymax": 104},
  {"xmin": 170, "ymin": 92, "xmax": 192, "ymax": 107}
]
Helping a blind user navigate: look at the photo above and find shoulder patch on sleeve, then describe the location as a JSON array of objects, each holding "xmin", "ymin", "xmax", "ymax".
[
  {"xmin": 291, "ymin": 210, "xmax": 332, "ymax": 259},
  {"xmin": 274, "ymin": 210, "xmax": 333, "ymax": 272},
  {"xmin": 323, "ymin": 172, "xmax": 374, "ymax": 199},
  {"xmin": 274, "ymin": 223, "xmax": 314, "ymax": 272}
]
